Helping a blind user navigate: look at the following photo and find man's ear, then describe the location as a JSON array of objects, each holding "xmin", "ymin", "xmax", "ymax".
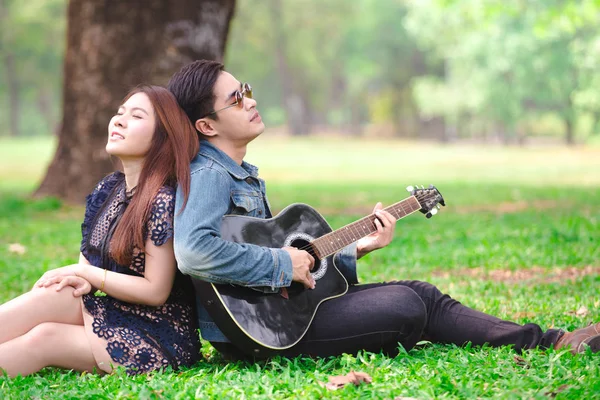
[{"xmin": 195, "ymin": 118, "xmax": 217, "ymax": 137}]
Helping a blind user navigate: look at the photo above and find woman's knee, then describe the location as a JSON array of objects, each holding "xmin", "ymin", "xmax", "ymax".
[
  {"xmin": 22, "ymin": 323, "xmax": 63, "ymax": 353},
  {"xmin": 31, "ymin": 285, "xmax": 83, "ymax": 322},
  {"xmin": 28, "ymin": 285, "xmax": 77, "ymax": 306}
]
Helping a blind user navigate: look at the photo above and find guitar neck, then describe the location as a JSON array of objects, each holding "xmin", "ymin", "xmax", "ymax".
[{"xmin": 312, "ymin": 196, "xmax": 421, "ymax": 259}]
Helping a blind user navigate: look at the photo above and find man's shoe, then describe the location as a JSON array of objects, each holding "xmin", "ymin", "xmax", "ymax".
[{"xmin": 555, "ymin": 323, "xmax": 600, "ymax": 354}]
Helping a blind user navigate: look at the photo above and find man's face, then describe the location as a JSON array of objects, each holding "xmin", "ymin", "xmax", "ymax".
[{"xmin": 205, "ymin": 71, "xmax": 265, "ymax": 144}]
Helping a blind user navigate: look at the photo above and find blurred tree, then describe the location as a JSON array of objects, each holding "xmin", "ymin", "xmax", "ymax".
[
  {"xmin": 342, "ymin": 0, "xmax": 428, "ymax": 138},
  {"xmin": 0, "ymin": 0, "xmax": 20, "ymax": 137},
  {"xmin": 0, "ymin": 0, "xmax": 66, "ymax": 137},
  {"xmin": 226, "ymin": 0, "xmax": 430, "ymax": 137},
  {"xmin": 407, "ymin": 0, "xmax": 600, "ymax": 145},
  {"xmin": 35, "ymin": 0, "xmax": 236, "ymax": 202},
  {"xmin": 8, "ymin": 0, "xmax": 598, "ymax": 145},
  {"xmin": 270, "ymin": 0, "xmax": 310, "ymax": 135},
  {"xmin": 228, "ymin": 0, "xmax": 355, "ymax": 135}
]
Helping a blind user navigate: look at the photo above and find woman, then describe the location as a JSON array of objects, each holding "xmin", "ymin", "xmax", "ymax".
[{"xmin": 0, "ymin": 85, "xmax": 200, "ymax": 376}]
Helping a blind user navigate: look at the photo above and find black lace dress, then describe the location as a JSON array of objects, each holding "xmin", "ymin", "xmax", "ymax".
[{"xmin": 80, "ymin": 172, "xmax": 200, "ymax": 374}]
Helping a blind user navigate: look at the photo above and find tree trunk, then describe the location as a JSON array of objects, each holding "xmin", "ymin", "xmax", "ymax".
[
  {"xmin": 564, "ymin": 117, "xmax": 575, "ymax": 146},
  {"xmin": 3, "ymin": 52, "xmax": 19, "ymax": 137},
  {"xmin": 564, "ymin": 96, "xmax": 576, "ymax": 146},
  {"xmin": 0, "ymin": 0, "xmax": 20, "ymax": 137},
  {"xmin": 347, "ymin": 98, "xmax": 363, "ymax": 136},
  {"xmin": 270, "ymin": 0, "xmax": 310, "ymax": 136},
  {"xmin": 35, "ymin": 0, "xmax": 236, "ymax": 202},
  {"xmin": 36, "ymin": 85, "xmax": 58, "ymax": 135},
  {"xmin": 591, "ymin": 110, "xmax": 600, "ymax": 136}
]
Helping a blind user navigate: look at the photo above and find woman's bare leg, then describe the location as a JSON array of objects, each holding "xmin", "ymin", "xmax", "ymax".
[
  {"xmin": 0, "ymin": 322, "xmax": 97, "ymax": 377},
  {"xmin": 0, "ymin": 286, "xmax": 84, "ymax": 344},
  {"xmin": 81, "ymin": 304, "xmax": 114, "ymax": 374}
]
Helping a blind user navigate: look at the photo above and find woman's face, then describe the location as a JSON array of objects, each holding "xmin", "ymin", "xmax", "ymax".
[{"xmin": 106, "ymin": 92, "xmax": 156, "ymax": 160}]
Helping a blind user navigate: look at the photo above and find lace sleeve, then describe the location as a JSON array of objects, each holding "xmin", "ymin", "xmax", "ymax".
[
  {"xmin": 146, "ymin": 186, "xmax": 176, "ymax": 247},
  {"xmin": 80, "ymin": 172, "xmax": 124, "ymax": 253}
]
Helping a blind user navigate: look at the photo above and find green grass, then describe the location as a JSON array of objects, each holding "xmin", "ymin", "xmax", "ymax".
[
  {"xmin": 1, "ymin": 136, "xmax": 599, "ymax": 399},
  {"xmin": 0, "ymin": 137, "xmax": 56, "ymax": 191}
]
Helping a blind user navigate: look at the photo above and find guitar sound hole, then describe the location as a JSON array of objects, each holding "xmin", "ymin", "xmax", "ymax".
[{"xmin": 288, "ymin": 238, "xmax": 321, "ymax": 293}]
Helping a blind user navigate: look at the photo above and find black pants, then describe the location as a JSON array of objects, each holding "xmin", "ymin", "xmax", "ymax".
[{"xmin": 211, "ymin": 280, "xmax": 563, "ymax": 360}]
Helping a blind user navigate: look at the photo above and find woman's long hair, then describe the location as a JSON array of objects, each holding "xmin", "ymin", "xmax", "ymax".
[{"xmin": 110, "ymin": 85, "xmax": 199, "ymax": 266}]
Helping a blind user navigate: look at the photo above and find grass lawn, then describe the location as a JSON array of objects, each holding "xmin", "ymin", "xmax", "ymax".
[{"xmin": 0, "ymin": 136, "xmax": 599, "ymax": 399}]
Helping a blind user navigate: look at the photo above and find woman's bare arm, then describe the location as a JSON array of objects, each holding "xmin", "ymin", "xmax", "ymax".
[{"xmin": 41, "ymin": 239, "xmax": 177, "ymax": 307}]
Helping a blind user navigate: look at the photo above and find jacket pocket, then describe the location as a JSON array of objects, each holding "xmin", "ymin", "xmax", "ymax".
[{"xmin": 230, "ymin": 191, "xmax": 260, "ymax": 216}]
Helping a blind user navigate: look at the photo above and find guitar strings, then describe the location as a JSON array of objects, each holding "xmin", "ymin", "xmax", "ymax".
[
  {"xmin": 291, "ymin": 213, "xmax": 391, "ymax": 256},
  {"xmin": 287, "ymin": 196, "xmax": 424, "ymax": 256}
]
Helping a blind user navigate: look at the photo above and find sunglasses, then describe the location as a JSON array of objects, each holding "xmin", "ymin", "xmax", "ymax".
[{"xmin": 208, "ymin": 83, "xmax": 253, "ymax": 116}]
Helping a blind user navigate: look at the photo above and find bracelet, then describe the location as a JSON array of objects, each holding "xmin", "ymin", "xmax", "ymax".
[{"xmin": 100, "ymin": 269, "xmax": 107, "ymax": 292}]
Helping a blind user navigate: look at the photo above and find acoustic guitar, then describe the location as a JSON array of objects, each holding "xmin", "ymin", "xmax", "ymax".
[{"xmin": 192, "ymin": 185, "xmax": 445, "ymax": 358}]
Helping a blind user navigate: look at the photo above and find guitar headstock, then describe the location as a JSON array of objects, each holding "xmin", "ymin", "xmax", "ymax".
[{"xmin": 407, "ymin": 185, "xmax": 446, "ymax": 219}]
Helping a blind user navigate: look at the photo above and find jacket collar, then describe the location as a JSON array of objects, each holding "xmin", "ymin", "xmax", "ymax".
[{"xmin": 197, "ymin": 139, "xmax": 259, "ymax": 179}]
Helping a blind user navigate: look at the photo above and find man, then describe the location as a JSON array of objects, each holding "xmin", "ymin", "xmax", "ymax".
[{"xmin": 167, "ymin": 60, "xmax": 599, "ymax": 360}]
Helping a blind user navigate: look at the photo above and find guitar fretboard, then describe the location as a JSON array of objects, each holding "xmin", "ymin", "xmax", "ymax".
[{"xmin": 312, "ymin": 196, "xmax": 421, "ymax": 259}]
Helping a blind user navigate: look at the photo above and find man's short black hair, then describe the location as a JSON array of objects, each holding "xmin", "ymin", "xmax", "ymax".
[{"xmin": 167, "ymin": 60, "xmax": 224, "ymax": 124}]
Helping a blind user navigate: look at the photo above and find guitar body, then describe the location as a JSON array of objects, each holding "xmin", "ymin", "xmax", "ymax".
[
  {"xmin": 191, "ymin": 185, "xmax": 445, "ymax": 358},
  {"xmin": 191, "ymin": 203, "xmax": 349, "ymax": 358}
]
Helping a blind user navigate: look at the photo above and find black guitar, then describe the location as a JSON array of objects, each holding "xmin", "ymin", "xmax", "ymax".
[{"xmin": 191, "ymin": 185, "xmax": 445, "ymax": 358}]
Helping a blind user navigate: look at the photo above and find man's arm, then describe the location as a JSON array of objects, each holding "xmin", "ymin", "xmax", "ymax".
[
  {"xmin": 333, "ymin": 243, "xmax": 359, "ymax": 285},
  {"xmin": 331, "ymin": 203, "xmax": 396, "ymax": 286},
  {"xmin": 174, "ymin": 167, "xmax": 314, "ymax": 290}
]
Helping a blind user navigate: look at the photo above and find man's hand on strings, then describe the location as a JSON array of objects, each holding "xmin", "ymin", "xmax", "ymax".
[
  {"xmin": 356, "ymin": 202, "xmax": 397, "ymax": 259},
  {"xmin": 283, "ymin": 247, "xmax": 316, "ymax": 289}
]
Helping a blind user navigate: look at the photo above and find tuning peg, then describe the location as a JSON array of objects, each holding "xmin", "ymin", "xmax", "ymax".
[
  {"xmin": 430, "ymin": 208, "xmax": 438, "ymax": 216},
  {"xmin": 421, "ymin": 185, "xmax": 424, "ymax": 189},
  {"xmin": 436, "ymin": 205, "xmax": 441, "ymax": 210},
  {"xmin": 406, "ymin": 186, "xmax": 414, "ymax": 192}
]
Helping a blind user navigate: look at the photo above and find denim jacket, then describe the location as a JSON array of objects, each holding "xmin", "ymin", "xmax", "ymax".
[{"xmin": 174, "ymin": 140, "xmax": 358, "ymax": 342}]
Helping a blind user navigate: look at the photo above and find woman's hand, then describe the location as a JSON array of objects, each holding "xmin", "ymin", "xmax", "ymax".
[
  {"xmin": 54, "ymin": 276, "xmax": 93, "ymax": 297},
  {"xmin": 356, "ymin": 202, "xmax": 397, "ymax": 259},
  {"xmin": 34, "ymin": 264, "xmax": 81, "ymax": 288}
]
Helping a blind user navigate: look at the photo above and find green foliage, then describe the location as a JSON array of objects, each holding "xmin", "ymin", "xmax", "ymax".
[
  {"xmin": 226, "ymin": 0, "xmax": 600, "ymax": 142},
  {"xmin": 226, "ymin": 0, "xmax": 427, "ymax": 135},
  {"xmin": 0, "ymin": 137, "xmax": 599, "ymax": 397},
  {"xmin": 0, "ymin": 136, "xmax": 56, "ymax": 191},
  {"xmin": 0, "ymin": 0, "xmax": 66, "ymax": 136},
  {"xmin": 4, "ymin": 0, "xmax": 600, "ymax": 142},
  {"xmin": 407, "ymin": 0, "xmax": 600, "ymax": 143}
]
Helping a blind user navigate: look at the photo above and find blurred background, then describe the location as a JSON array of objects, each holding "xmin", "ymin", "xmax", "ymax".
[
  {"xmin": 1, "ymin": 0, "xmax": 599, "ymax": 201},
  {"xmin": 5, "ymin": 0, "xmax": 600, "ymax": 144},
  {"xmin": 1, "ymin": 4, "xmax": 599, "ymax": 395}
]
